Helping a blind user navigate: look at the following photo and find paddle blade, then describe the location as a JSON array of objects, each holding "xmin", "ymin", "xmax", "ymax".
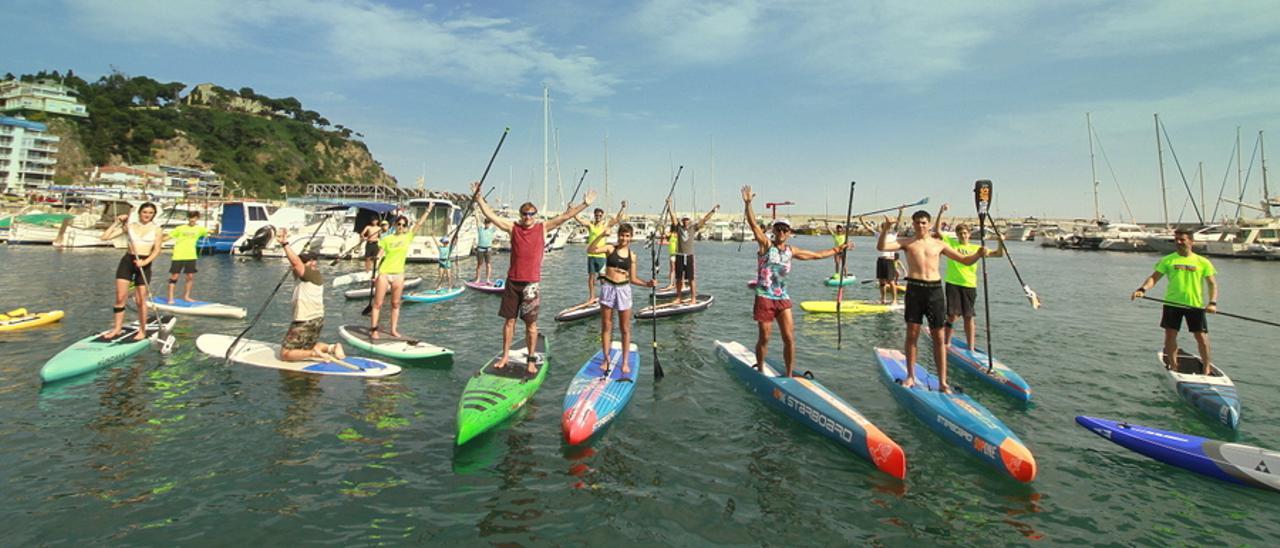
[
  {"xmin": 361, "ymin": 303, "xmax": 373, "ymax": 316},
  {"xmin": 974, "ymin": 180, "xmax": 992, "ymax": 220},
  {"xmin": 1024, "ymin": 286, "xmax": 1042, "ymax": 309},
  {"xmin": 652, "ymin": 341, "xmax": 664, "ymax": 379}
]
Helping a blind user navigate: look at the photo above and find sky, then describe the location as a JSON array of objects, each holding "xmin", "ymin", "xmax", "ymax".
[{"xmin": 4, "ymin": 0, "xmax": 1279, "ymax": 222}]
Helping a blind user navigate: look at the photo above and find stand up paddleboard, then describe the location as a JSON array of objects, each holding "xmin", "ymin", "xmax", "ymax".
[
  {"xmin": 799, "ymin": 300, "xmax": 903, "ymax": 314},
  {"xmin": 342, "ymin": 277, "xmax": 424, "ymax": 299},
  {"xmin": 562, "ymin": 342, "xmax": 639, "ymax": 445},
  {"xmin": 823, "ymin": 274, "xmax": 858, "ymax": 287},
  {"xmin": 148, "ymin": 297, "xmax": 248, "ymax": 319},
  {"xmin": 457, "ymin": 334, "xmax": 548, "ymax": 445},
  {"xmin": 331, "ymin": 271, "xmax": 373, "ymax": 287},
  {"xmin": 947, "ymin": 338, "xmax": 1032, "ymax": 402},
  {"xmin": 403, "ymin": 286, "xmax": 465, "ymax": 304},
  {"xmin": 555, "ymin": 301, "xmax": 601, "ymax": 322},
  {"xmin": 654, "ymin": 286, "xmax": 692, "ymax": 299},
  {"xmin": 337, "ymin": 325, "xmax": 453, "ymax": 362},
  {"xmin": 634, "ymin": 294, "xmax": 714, "ymax": 319},
  {"xmin": 0, "ymin": 308, "xmax": 64, "ymax": 332},
  {"xmin": 41, "ymin": 315, "xmax": 178, "ymax": 383},
  {"xmin": 1077, "ymin": 416, "xmax": 1278, "ymax": 493},
  {"xmin": 197, "ymin": 333, "xmax": 401, "ymax": 377},
  {"xmin": 464, "ymin": 279, "xmax": 506, "ymax": 294},
  {"xmin": 1160, "ymin": 349, "xmax": 1240, "ymax": 429},
  {"xmin": 718, "ymin": 341, "xmax": 906, "ymax": 479},
  {"xmin": 875, "ymin": 347, "xmax": 1036, "ymax": 482}
]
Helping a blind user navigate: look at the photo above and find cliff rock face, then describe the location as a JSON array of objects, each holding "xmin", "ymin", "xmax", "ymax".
[
  {"xmin": 151, "ymin": 131, "xmax": 206, "ymax": 168},
  {"xmin": 45, "ymin": 117, "xmax": 90, "ymax": 184}
]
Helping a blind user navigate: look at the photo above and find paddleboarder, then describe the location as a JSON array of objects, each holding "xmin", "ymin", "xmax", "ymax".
[
  {"xmin": 863, "ymin": 211, "xmax": 906, "ymax": 304},
  {"xmin": 474, "ymin": 218, "xmax": 497, "ymax": 284},
  {"xmin": 435, "ymin": 236, "xmax": 456, "ymax": 290},
  {"xmin": 877, "ymin": 207, "xmax": 987, "ymax": 392},
  {"xmin": 472, "ymin": 181, "xmax": 597, "ymax": 374},
  {"xmin": 932, "ymin": 204, "xmax": 1005, "ymax": 350},
  {"xmin": 587, "ymin": 222, "xmax": 657, "ymax": 375},
  {"xmin": 276, "ymin": 228, "xmax": 345, "ymax": 361},
  {"xmin": 370, "ymin": 205, "xmax": 433, "ymax": 339},
  {"xmin": 658, "ymin": 222, "xmax": 679, "ymax": 291},
  {"xmin": 1131, "ymin": 229, "xmax": 1218, "ymax": 374},
  {"xmin": 165, "ymin": 210, "xmax": 209, "ymax": 304},
  {"xmin": 358, "ymin": 216, "xmax": 386, "ymax": 271},
  {"xmin": 827, "ymin": 222, "xmax": 848, "ymax": 276},
  {"xmin": 100, "ymin": 202, "xmax": 163, "ymax": 340},
  {"xmin": 744, "ymin": 186, "xmax": 848, "ymax": 377},
  {"xmin": 665, "ymin": 198, "xmax": 719, "ymax": 304},
  {"xmin": 572, "ymin": 202, "xmax": 627, "ymax": 306}
]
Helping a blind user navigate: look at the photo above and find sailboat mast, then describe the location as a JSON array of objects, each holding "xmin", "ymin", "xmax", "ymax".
[
  {"xmin": 542, "ymin": 85, "xmax": 549, "ymax": 213},
  {"xmin": 709, "ymin": 135, "xmax": 715, "ymax": 213},
  {"xmin": 1198, "ymin": 161, "xmax": 1205, "ymax": 222},
  {"xmin": 1236, "ymin": 126, "xmax": 1243, "ymax": 214},
  {"xmin": 1155, "ymin": 113, "xmax": 1170, "ymax": 227},
  {"xmin": 1262, "ymin": 130, "xmax": 1271, "ymax": 217},
  {"xmin": 554, "ymin": 128, "xmax": 564, "ymax": 210},
  {"xmin": 603, "ymin": 134, "xmax": 610, "ymax": 209},
  {"xmin": 1087, "ymin": 112, "xmax": 1100, "ymax": 221}
]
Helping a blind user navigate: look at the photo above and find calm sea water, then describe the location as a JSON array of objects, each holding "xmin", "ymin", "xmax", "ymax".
[{"xmin": 2, "ymin": 238, "xmax": 1278, "ymax": 545}]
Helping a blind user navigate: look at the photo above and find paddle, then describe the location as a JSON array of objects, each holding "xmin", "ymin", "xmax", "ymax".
[
  {"xmin": 224, "ymin": 216, "xmax": 330, "ymax": 364},
  {"xmin": 315, "ymin": 349, "xmax": 364, "ymax": 371},
  {"xmin": 445, "ymin": 128, "xmax": 510, "ymax": 265},
  {"xmin": 852, "ymin": 197, "xmax": 928, "ymax": 219},
  {"xmin": 360, "ymin": 255, "xmax": 383, "ymax": 316},
  {"xmin": 651, "ymin": 165, "xmax": 684, "ymax": 380},
  {"xmin": 986, "ymin": 223, "xmax": 1041, "ymax": 309},
  {"xmin": 330, "ymin": 239, "xmax": 365, "ymax": 266},
  {"xmin": 836, "ymin": 181, "xmax": 855, "ymax": 350},
  {"xmin": 545, "ymin": 169, "xmax": 588, "ymax": 252},
  {"xmin": 1139, "ymin": 296, "xmax": 1280, "ymax": 328},
  {"xmin": 974, "ymin": 179, "xmax": 995, "ymax": 373}
]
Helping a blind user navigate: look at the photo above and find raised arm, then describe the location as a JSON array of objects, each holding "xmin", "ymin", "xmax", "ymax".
[
  {"xmin": 932, "ymin": 203, "xmax": 948, "ymax": 238},
  {"xmin": 607, "ymin": 201, "xmax": 627, "ymax": 229},
  {"xmin": 665, "ymin": 197, "xmax": 678, "ymax": 227},
  {"xmin": 278, "ymin": 229, "xmax": 307, "ymax": 278},
  {"xmin": 470, "ymin": 182, "xmax": 513, "ymax": 233},
  {"xmin": 742, "ymin": 186, "xmax": 769, "ymax": 251},
  {"xmin": 697, "ymin": 204, "xmax": 720, "ymax": 229},
  {"xmin": 877, "ymin": 218, "xmax": 902, "ymax": 252},
  {"xmin": 410, "ymin": 202, "xmax": 435, "ymax": 233},
  {"xmin": 546, "ymin": 189, "xmax": 597, "ymax": 231}
]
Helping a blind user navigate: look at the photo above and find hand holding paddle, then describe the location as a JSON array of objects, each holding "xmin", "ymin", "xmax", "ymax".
[{"xmin": 1137, "ymin": 296, "xmax": 1278, "ymax": 327}]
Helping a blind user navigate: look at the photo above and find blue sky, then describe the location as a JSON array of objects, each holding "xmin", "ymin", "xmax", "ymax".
[{"xmin": 5, "ymin": 0, "xmax": 1279, "ymax": 222}]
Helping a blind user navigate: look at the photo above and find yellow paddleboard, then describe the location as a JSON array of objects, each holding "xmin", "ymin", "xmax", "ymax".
[
  {"xmin": 0, "ymin": 310, "xmax": 65, "ymax": 332},
  {"xmin": 799, "ymin": 301, "xmax": 902, "ymax": 314}
]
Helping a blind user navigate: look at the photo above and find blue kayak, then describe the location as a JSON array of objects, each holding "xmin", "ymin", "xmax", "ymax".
[
  {"xmin": 875, "ymin": 347, "xmax": 1036, "ymax": 482},
  {"xmin": 1076, "ymin": 416, "xmax": 1279, "ymax": 493},
  {"xmin": 561, "ymin": 342, "xmax": 639, "ymax": 445},
  {"xmin": 947, "ymin": 338, "xmax": 1032, "ymax": 402},
  {"xmin": 719, "ymin": 341, "xmax": 906, "ymax": 479},
  {"xmin": 403, "ymin": 286, "xmax": 465, "ymax": 304}
]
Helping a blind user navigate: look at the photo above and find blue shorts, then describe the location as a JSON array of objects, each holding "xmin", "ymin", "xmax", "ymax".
[{"xmin": 588, "ymin": 256, "xmax": 606, "ymax": 275}]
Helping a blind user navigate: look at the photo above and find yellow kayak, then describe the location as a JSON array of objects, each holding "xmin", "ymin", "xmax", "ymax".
[
  {"xmin": 799, "ymin": 301, "xmax": 903, "ymax": 314},
  {"xmin": 0, "ymin": 308, "xmax": 65, "ymax": 332}
]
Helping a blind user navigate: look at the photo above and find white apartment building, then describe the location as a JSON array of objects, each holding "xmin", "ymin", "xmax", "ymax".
[
  {"xmin": 0, "ymin": 116, "xmax": 59, "ymax": 194},
  {"xmin": 0, "ymin": 79, "xmax": 89, "ymax": 118}
]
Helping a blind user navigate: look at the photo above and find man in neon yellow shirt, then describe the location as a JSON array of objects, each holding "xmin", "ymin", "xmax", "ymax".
[
  {"xmin": 370, "ymin": 204, "xmax": 434, "ymax": 339},
  {"xmin": 1131, "ymin": 229, "xmax": 1219, "ymax": 374},
  {"xmin": 165, "ymin": 211, "xmax": 210, "ymax": 303},
  {"xmin": 572, "ymin": 202, "xmax": 626, "ymax": 306},
  {"xmin": 934, "ymin": 204, "xmax": 1003, "ymax": 349}
]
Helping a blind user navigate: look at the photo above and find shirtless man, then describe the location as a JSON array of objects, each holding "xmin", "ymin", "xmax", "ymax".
[
  {"xmin": 360, "ymin": 219, "xmax": 387, "ymax": 273},
  {"xmin": 877, "ymin": 208, "xmax": 987, "ymax": 392}
]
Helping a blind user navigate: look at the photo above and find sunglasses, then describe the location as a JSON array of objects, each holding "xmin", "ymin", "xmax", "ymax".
[
  {"xmin": 773, "ymin": 225, "xmax": 791, "ymax": 233},
  {"xmin": 521, "ymin": 211, "xmax": 538, "ymax": 217}
]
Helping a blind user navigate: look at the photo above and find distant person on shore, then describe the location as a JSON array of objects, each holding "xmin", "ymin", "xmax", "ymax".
[
  {"xmin": 587, "ymin": 222, "xmax": 657, "ymax": 375},
  {"xmin": 370, "ymin": 205, "xmax": 433, "ymax": 339},
  {"xmin": 436, "ymin": 236, "xmax": 456, "ymax": 290},
  {"xmin": 877, "ymin": 207, "xmax": 987, "ymax": 393},
  {"xmin": 863, "ymin": 210, "xmax": 906, "ymax": 305},
  {"xmin": 276, "ymin": 228, "xmax": 345, "ymax": 361},
  {"xmin": 100, "ymin": 202, "xmax": 163, "ymax": 340},
  {"xmin": 360, "ymin": 218, "xmax": 387, "ymax": 273},
  {"xmin": 932, "ymin": 204, "xmax": 1004, "ymax": 350},
  {"xmin": 1131, "ymin": 229, "xmax": 1218, "ymax": 374},
  {"xmin": 165, "ymin": 210, "xmax": 209, "ymax": 303},
  {"xmin": 473, "ymin": 181, "xmax": 597, "ymax": 374},
  {"xmin": 665, "ymin": 199, "xmax": 719, "ymax": 304},
  {"xmin": 474, "ymin": 218, "xmax": 497, "ymax": 284},
  {"xmin": 744, "ymin": 186, "xmax": 848, "ymax": 377},
  {"xmin": 572, "ymin": 202, "xmax": 626, "ymax": 306}
]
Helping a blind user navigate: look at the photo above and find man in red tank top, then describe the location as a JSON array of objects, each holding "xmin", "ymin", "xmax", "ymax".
[{"xmin": 472, "ymin": 181, "xmax": 597, "ymax": 373}]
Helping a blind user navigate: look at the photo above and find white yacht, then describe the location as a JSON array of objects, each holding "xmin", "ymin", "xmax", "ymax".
[
  {"xmin": 403, "ymin": 197, "xmax": 478, "ymax": 262},
  {"xmin": 1201, "ymin": 218, "xmax": 1280, "ymax": 258},
  {"xmin": 707, "ymin": 220, "xmax": 734, "ymax": 241}
]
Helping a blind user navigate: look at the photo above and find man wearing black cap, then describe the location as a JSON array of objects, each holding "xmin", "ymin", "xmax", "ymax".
[
  {"xmin": 277, "ymin": 229, "xmax": 344, "ymax": 361},
  {"xmin": 665, "ymin": 198, "xmax": 719, "ymax": 304}
]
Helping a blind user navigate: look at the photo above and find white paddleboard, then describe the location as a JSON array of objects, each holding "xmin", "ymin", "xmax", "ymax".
[
  {"xmin": 342, "ymin": 277, "xmax": 424, "ymax": 299},
  {"xmin": 196, "ymin": 333, "xmax": 401, "ymax": 377},
  {"xmin": 331, "ymin": 270, "xmax": 373, "ymax": 287},
  {"xmin": 148, "ymin": 297, "xmax": 247, "ymax": 319}
]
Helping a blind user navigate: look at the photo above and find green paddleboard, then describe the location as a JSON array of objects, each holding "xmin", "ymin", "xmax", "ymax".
[
  {"xmin": 456, "ymin": 334, "xmax": 549, "ymax": 445},
  {"xmin": 337, "ymin": 325, "xmax": 453, "ymax": 363},
  {"xmin": 40, "ymin": 315, "xmax": 177, "ymax": 383}
]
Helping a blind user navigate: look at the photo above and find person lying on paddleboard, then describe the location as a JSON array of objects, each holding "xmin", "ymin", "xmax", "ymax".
[
  {"xmin": 165, "ymin": 210, "xmax": 209, "ymax": 304},
  {"xmin": 474, "ymin": 217, "xmax": 497, "ymax": 284},
  {"xmin": 370, "ymin": 205, "xmax": 433, "ymax": 339},
  {"xmin": 1131, "ymin": 228, "xmax": 1218, "ymax": 374},
  {"xmin": 472, "ymin": 181, "xmax": 597, "ymax": 374},
  {"xmin": 744, "ymin": 186, "xmax": 848, "ymax": 378},
  {"xmin": 277, "ymin": 228, "xmax": 345, "ymax": 361},
  {"xmin": 666, "ymin": 198, "xmax": 719, "ymax": 304},
  {"xmin": 931, "ymin": 204, "xmax": 1004, "ymax": 351},
  {"xmin": 588, "ymin": 222, "xmax": 657, "ymax": 375},
  {"xmin": 877, "ymin": 207, "xmax": 987, "ymax": 393},
  {"xmin": 360, "ymin": 218, "xmax": 387, "ymax": 274},
  {"xmin": 573, "ymin": 203, "xmax": 626, "ymax": 307},
  {"xmin": 100, "ymin": 202, "xmax": 162, "ymax": 340},
  {"xmin": 436, "ymin": 236, "xmax": 455, "ymax": 290}
]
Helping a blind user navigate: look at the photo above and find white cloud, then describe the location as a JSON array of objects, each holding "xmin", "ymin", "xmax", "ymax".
[
  {"xmin": 630, "ymin": 0, "xmax": 764, "ymax": 64},
  {"xmin": 1053, "ymin": 1, "xmax": 1280, "ymax": 58},
  {"xmin": 66, "ymin": 0, "xmax": 619, "ymax": 103}
]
